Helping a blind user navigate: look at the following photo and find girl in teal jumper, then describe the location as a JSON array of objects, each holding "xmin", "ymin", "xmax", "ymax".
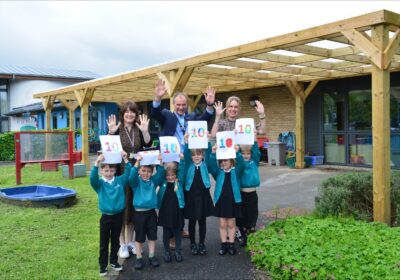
[
  {"xmin": 129, "ymin": 155, "xmax": 164, "ymax": 270},
  {"xmin": 180, "ymin": 137, "xmax": 214, "ymax": 256},
  {"xmin": 236, "ymin": 142, "xmax": 261, "ymax": 247},
  {"xmin": 209, "ymin": 144, "xmax": 244, "ymax": 256},
  {"xmin": 157, "ymin": 161, "xmax": 185, "ymax": 263},
  {"xmin": 90, "ymin": 151, "xmax": 130, "ymax": 276}
]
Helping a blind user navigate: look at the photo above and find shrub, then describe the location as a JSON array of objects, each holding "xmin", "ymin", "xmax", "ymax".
[
  {"xmin": 247, "ymin": 216, "xmax": 400, "ymax": 279},
  {"xmin": 315, "ymin": 171, "xmax": 400, "ymax": 225},
  {"xmin": 0, "ymin": 132, "xmax": 15, "ymax": 161}
]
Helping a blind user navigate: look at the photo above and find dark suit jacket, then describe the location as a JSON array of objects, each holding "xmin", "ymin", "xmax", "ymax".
[{"xmin": 151, "ymin": 104, "xmax": 213, "ymax": 137}]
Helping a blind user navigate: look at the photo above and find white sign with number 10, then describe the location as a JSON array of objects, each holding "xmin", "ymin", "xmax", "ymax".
[
  {"xmin": 159, "ymin": 136, "xmax": 181, "ymax": 163},
  {"xmin": 100, "ymin": 135, "xmax": 123, "ymax": 164},
  {"xmin": 235, "ymin": 118, "xmax": 255, "ymax": 145},
  {"xmin": 188, "ymin": 121, "xmax": 208, "ymax": 149}
]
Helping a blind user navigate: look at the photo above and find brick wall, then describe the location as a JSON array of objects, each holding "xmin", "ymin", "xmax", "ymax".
[{"xmin": 217, "ymin": 86, "xmax": 296, "ymax": 142}]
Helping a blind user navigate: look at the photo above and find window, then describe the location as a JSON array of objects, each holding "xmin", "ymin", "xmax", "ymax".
[
  {"xmin": 348, "ymin": 89, "xmax": 372, "ymax": 131},
  {"xmin": 52, "ymin": 115, "xmax": 58, "ymax": 129},
  {"xmin": 0, "ymin": 84, "xmax": 9, "ymax": 132},
  {"xmin": 323, "ymin": 92, "xmax": 344, "ymax": 132}
]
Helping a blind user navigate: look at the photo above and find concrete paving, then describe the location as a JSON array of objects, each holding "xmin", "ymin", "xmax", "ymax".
[{"xmin": 110, "ymin": 164, "xmax": 346, "ymax": 280}]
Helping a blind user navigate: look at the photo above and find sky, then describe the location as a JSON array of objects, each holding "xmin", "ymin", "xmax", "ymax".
[{"xmin": 0, "ymin": 1, "xmax": 399, "ymax": 77}]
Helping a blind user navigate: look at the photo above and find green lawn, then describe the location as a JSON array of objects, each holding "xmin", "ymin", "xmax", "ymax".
[{"xmin": 0, "ymin": 164, "xmax": 101, "ymax": 279}]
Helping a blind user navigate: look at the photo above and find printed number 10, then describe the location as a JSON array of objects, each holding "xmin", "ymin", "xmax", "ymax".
[
  {"xmin": 163, "ymin": 143, "xmax": 178, "ymax": 154},
  {"xmin": 237, "ymin": 124, "xmax": 252, "ymax": 134},
  {"xmin": 191, "ymin": 127, "xmax": 205, "ymax": 138},
  {"xmin": 219, "ymin": 138, "xmax": 233, "ymax": 148}
]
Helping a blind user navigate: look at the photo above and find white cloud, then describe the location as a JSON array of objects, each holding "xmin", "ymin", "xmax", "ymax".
[{"xmin": 0, "ymin": 1, "xmax": 399, "ymax": 76}]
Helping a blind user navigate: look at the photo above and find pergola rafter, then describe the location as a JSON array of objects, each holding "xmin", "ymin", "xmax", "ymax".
[{"xmin": 33, "ymin": 9, "xmax": 400, "ymax": 225}]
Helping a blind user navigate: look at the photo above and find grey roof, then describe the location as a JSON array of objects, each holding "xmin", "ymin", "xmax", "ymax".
[
  {"xmin": 5, "ymin": 102, "xmax": 64, "ymax": 116},
  {"xmin": 0, "ymin": 65, "xmax": 101, "ymax": 80}
]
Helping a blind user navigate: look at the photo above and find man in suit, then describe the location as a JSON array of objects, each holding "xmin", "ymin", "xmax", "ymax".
[
  {"xmin": 151, "ymin": 79, "xmax": 216, "ymax": 240},
  {"xmin": 151, "ymin": 79, "xmax": 216, "ymax": 151}
]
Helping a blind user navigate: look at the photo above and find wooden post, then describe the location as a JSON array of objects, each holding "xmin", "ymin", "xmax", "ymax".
[
  {"xmin": 41, "ymin": 96, "xmax": 54, "ymax": 131},
  {"xmin": 75, "ymin": 89, "xmax": 95, "ymax": 170},
  {"xmin": 60, "ymin": 99, "xmax": 79, "ymax": 151},
  {"xmin": 371, "ymin": 25, "xmax": 391, "ymax": 225},
  {"xmin": 295, "ymin": 94, "xmax": 305, "ymax": 168}
]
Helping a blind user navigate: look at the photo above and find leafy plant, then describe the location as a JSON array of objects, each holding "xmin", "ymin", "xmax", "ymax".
[
  {"xmin": 315, "ymin": 171, "xmax": 400, "ymax": 225},
  {"xmin": 0, "ymin": 132, "xmax": 15, "ymax": 161},
  {"xmin": 248, "ymin": 216, "xmax": 400, "ymax": 279}
]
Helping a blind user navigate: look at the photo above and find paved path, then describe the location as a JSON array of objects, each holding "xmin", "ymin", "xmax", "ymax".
[{"xmin": 110, "ymin": 165, "xmax": 345, "ymax": 280}]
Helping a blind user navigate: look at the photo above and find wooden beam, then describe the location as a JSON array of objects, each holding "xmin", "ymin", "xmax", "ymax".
[
  {"xmin": 170, "ymin": 67, "xmax": 194, "ymax": 93},
  {"xmin": 74, "ymin": 88, "xmax": 95, "ymax": 170},
  {"xmin": 304, "ymin": 80, "xmax": 319, "ymax": 98},
  {"xmin": 383, "ymin": 28, "xmax": 400, "ymax": 69},
  {"xmin": 371, "ymin": 24, "xmax": 391, "ymax": 225},
  {"xmin": 341, "ymin": 29, "xmax": 383, "ymax": 69},
  {"xmin": 284, "ymin": 81, "xmax": 305, "ymax": 168},
  {"xmin": 33, "ymin": 10, "xmax": 394, "ymax": 100},
  {"xmin": 41, "ymin": 96, "xmax": 55, "ymax": 131}
]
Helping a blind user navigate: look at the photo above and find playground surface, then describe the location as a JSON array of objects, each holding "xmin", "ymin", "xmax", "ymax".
[{"xmin": 107, "ymin": 164, "xmax": 345, "ymax": 280}]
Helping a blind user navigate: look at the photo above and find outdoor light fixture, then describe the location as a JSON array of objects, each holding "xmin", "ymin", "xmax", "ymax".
[{"xmin": 249, "ymin": 95, "xmax": 259, "ymax": 107}]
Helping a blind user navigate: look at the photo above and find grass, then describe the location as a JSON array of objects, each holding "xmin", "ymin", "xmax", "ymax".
[{"xmin": 0, "ymin": 164, "xmax": 101, "ymax": 279}]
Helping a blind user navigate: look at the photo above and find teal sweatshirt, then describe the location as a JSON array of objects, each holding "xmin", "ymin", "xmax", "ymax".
[
  {"xmin": 237, "ymin": 142, "xmax": 261, "ymax": 188},
  {"xmin": 129, "ymin": 165, "xmax": 165, "ymax": 210},
  {"xmin": 208, "ymin": 152, "xmax": 244, "ymax": 204},
  {"xmin": 90, "ymin": 162, "xmax": 132, "ymax": 215},
  {"xmin": 180, "ymin": 143, "xmax": 211, "ymax": 191}
]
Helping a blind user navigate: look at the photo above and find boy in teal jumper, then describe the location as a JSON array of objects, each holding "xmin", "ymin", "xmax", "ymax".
[
  {"xmin": 90, "ymin": 151, "xmax": 131, "ymax": 277},
  {"xmin": 236, "ymin": 142, "xmax": 261, "ymax": 247},
  {"xmin": 129, "ymin": 155, "xmax": 164, "ymax": 270}
]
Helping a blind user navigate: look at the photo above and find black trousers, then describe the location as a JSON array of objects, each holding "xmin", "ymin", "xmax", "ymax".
[
  {"xmin": 237, "ymin": 191, "xmax": 258, "ymax": 232},
  {"xmin": 99, "ymin": 212, "xmax": 123, "ymax": 268},
  {"xmin": 163, "ymin": 227, "xmax": 182, "ymax": 253}
]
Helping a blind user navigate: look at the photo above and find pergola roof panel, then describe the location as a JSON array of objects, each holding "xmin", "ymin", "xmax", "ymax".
[{"xmin": 33, "ymin": 10, "xmax": 400, "ymax": 104}]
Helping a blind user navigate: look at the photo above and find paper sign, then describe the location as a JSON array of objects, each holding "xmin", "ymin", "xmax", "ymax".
[
  {"xmin": 137, "ymin": 150, "xmax": 160, "ymax": 166},
  {"xmin": 188, "ymin": 121, "xmax": 208, "ymax": 149},
  {"xmin": 216, "ymin": 131, "xmax": 236, "ymax": 160},
  {"xmin": 159, "ymin": 136, "xmax": 181, "ymax": 163},
  {"xmin": 100, "ymin": 135, "xmax": 123, "ymax": 164},
  {"xmin": 235, "ymin": 118, "xmax": 255, "ymax": 145}
]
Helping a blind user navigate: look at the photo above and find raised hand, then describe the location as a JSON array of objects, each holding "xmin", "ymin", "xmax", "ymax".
[
  {"xmin": 95, "ymin": 154, "xmax": 105, "ymax": 166},
  {"xmin": 212, "ymin": 144, "xmax": 217, "ymax": 153},
  {"xmin": 234, "ymin": 144, "xmax": 239, "ymax": 152},
  {"xmin": 106, "ymin": 114, "xmax": 121, "ymax": 135},
  {"xmin": 254, "ymin": 100, "xmax": 265, "ymax": 114},
  {"xmin": 136, "ymin": 114, "xmax": 150, "ymax": 132},
  {"xmin": 204, "ymin": 86, "xmax": 216, "ymax": 106},
  {"xmin": 136, "ymin": 154, "xmax": 143, "ymax": 162},
  {"xmin": 213, "ymin": 101, "xmax": 226, "ymax": 117},
  {"xmin": 184, "ymin": 132, "xmax": 189, "ymax": 144},
  {"xmin": 155, "ymin": 79, "xmax": 167, "ymax": 101},
  {"xmin": 121, "ymin": 151, "xmax": 128, "ymax": 159}
]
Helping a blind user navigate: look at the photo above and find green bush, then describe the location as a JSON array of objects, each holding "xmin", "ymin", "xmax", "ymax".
[
  {"xmin": 247, "ymin": 216, "xmax": 400, "ymax": 279},
  {"xmin": 315, "ymin": 171, "xmax": 400, "ymax": 225},
  {"xmin": 0, "ymin": 132, "xmax": 15, "ymax": 161}
]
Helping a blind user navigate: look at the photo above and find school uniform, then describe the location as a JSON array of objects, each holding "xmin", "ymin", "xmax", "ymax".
[
  {"xmin": 209, "ymin": 153, "xmax": 244, "ymax": 218},
  {"xmin": 157, "ymin": 181, "xmax": 185, "ymax": 253},
  {"xmin": 181, "ymin": 144, "xmax": 214, "ymax": 220},
  {"xmin": 236, "ymin": 142, "xmax": 261, "ymax": 231},
  {"xmin": 129, "ymin": 165, "xmax": 164, "ymax": 243},
  {"xmin": 90, "ymin": 163, "xmax": 131, "ymax": 269}
]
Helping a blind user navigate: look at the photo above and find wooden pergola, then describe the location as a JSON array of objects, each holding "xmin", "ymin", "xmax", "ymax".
[{"xmin": 34, "ymin": 9, "xmax": 400, "ymax": 225}]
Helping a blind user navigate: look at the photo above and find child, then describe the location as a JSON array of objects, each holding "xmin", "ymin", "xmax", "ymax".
[
  {"xmin": 236, "ymin": 142, "xmax": 261, "ymax": 247},
  {"xmin": 129, "ymin": 154, "xmax": 164, "ymax": 270},
  {"xmin": 157, "ymin": 161, "xmax": 185, "ymax": 263},
  {"xmin": 209, "ymin": 144, "xmax": 244, "ymax": 256},
  {"xmin": 90, "ymin": 151, "xmax": 130, "ymax": 277},
  {"xmin": 180, "ymin": 139, "xmax": 214, "ymax": 256}
]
